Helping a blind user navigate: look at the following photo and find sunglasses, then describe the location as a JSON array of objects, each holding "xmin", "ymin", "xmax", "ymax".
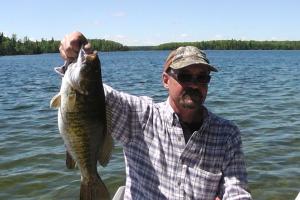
[{"xmin": 167, "ymin": 69, "xmax": 211, "ymax": 84}]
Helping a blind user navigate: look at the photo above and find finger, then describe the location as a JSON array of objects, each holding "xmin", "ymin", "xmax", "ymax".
[
  {"xmin": 70, "ymin": 39, "xmax": 81, "ymax": 53},
  {"xmin": 59, "ymin": 45, "xmax": 67, "ymax": 60},
  {"xmin": 59, "ymin": 35, "xmax": 70, "ymax": 59},
  {"xmin": 59, "ymin": 40, "xmax": 74, "ymax": 61},
  {"xmin": 60, "ymin": 42, "xmax": 76, "ymax": 62},
  {"xmin": 83, "ymin": 43, "xmax": 93, "ymax": 54},
  {"xmin": 59, "ymin": 32, "xmax": 88, "ymax": 61},
  {"xmin": 64, "ymin": 37, "xmax": 78, "ymax": 60},
  {"xmin": 77, "ymin": 32, "xmax": 88, "ymax": 45},
  {"xmin": 71, "ymin": 31, "xmax": 88, "ymax": 51},
  {"xmin": 65, "ymin": 47, "xmax": 78, "ymax": 60}
]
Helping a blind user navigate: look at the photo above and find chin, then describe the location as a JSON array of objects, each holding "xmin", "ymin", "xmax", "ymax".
[{"xmin": 180, "ymin": 101, "xmax": 201, "ymax": 110}]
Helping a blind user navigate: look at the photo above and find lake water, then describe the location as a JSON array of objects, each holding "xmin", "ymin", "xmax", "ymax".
[{"xmin": 0, "ymin": 50, "xmax": 299, "ymax": 200}]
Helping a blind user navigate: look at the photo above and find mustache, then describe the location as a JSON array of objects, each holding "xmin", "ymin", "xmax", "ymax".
[{"xmin": 183, "ymin": 88, "xmax": 202, "ymax": 98}]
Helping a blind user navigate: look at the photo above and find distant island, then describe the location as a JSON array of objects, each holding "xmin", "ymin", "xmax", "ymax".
[
  {"xmin": 1, "ymin": 32, "xmax": 300, "ymax": 56},
  {"xmin": 132, "ymin": 40, "xmax": 300, "ymax": 51}
]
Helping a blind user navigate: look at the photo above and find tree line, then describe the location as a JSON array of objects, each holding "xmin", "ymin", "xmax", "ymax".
[
  {"xmin": 1, "ymin": 33, "xmax": 300, "ymax": 56},
  {"xmin": 155, "ymin": 40, "xmax": 300, "ymax": 50},
  {"xmin": 89, "ymin": 39, "xmax": 129, "ymax": 52},
  {"xmin": 0, "ymin": 33, "xmax": 129, "ymax": 56},
  {"xmin": 0, "ymin": 33, "xmax": 59, "ymax": 55}
]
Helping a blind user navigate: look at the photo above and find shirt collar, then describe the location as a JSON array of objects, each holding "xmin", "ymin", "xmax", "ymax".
[{"xmin": 164, "ymin": 97, "xmax": 178, "ymax": 126}]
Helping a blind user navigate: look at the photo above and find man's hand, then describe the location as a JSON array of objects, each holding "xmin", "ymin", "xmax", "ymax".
[{"xmin": 59, "ymin": 31, "xmax": 93, "ymax": 62}]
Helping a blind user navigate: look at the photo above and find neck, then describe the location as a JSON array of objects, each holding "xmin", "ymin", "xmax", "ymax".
[
  {"xmin": 178, "ymin": 108, "xmax": 204, "ymax": 124},
  {"xmin": 169, "ymin": 99, "xmax": 204, "ymax": 124}
]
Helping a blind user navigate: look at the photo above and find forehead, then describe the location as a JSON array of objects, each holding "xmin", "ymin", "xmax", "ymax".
[{"xmin": 179, "ymin": 64, "xmax": 210, "ymax": 74}]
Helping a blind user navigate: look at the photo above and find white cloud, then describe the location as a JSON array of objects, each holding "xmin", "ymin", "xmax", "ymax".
[
  {"xmin": 239, "ymin": 36, "xmax": 248, "ymax": 40},
  {"xmin": 104, "ymin": 34, "xmax": 127, "ymax": 43},
  {"xmin": 213, "ymin": 34, "xmax": 224, "ymax": 40},
  {"xmin": 115, "ymin": 34, "xmax": 126, "ymax": 39},
  {"xmin": 112, "ymin": 11, "xmax": 126, "ymax": 17},
  {"xmin": 93, "ymin": 20, "xmax": 102, "ymax": 26},
  {"xmin": 105, "ymin": 34, "xmax": 159, "ymax": 46},
  {"xmin": 142, "ymin": 40, "xmax": 158, "ymax": 46},
  {"xmin": 270, "ymin": 36, "xmax": 278, "ymax": 40},
  {"xmin": 154, "ymin": 33, "xmax": 161, "ymax": 38},
  {"xmin": 180, "ymin": 33, "xmax": 189, "ymax": 38}
]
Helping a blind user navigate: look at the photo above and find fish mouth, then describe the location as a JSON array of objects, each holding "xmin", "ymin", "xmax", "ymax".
[
  {"xmin": 54, "ymin": 49, "xmax": 101, "ymax": 95},
  {"xmin": 71, "ymin": 51, "xmax": 101, "ymax": 95},
  {"xmin": 54, "ymin": 61, "xmax": 70, "ymax": 77},
  {"xmin": 53, "ymin": 50, "xmax": 99, "ymax": 77}
]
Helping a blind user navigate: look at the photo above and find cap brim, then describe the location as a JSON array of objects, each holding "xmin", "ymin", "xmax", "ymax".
[{"xmin": 170, "ymin": 60, "xmax": 218, "ymax": 72}]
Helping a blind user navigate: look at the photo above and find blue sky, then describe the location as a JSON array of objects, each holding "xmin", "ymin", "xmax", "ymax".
[{"xmin": 1, "ymin": 0, "xmax": 300, "ymax": 46}]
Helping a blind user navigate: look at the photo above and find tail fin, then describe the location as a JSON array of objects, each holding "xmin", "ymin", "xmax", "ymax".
[{"xmin": 80, "ymin": 176, "xmax": 110, "ymax": 200}]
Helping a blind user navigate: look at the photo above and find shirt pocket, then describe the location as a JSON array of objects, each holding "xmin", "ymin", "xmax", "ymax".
[{"xmin": 187, "ymin": 167, "xmax": 222, "ymax": 200}]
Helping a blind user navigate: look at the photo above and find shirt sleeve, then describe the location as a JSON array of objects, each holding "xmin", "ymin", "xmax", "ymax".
[
  {"xmin": 220, "ymin": 125, "xmax": 253, "ymax": 200},
  {"xmin": 104, "ymin": 84, "xmax": 153, "ymax": 146}
]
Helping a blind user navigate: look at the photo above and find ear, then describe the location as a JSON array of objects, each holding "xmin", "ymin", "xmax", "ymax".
[{"xmin": 162, "ymin": 72, "xmax": 169, "ymax": 89}]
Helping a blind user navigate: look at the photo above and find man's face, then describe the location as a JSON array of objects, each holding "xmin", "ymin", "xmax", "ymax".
[{"xmin": 163, "ymin": 64, "xmax": 210, "ymax": 112}]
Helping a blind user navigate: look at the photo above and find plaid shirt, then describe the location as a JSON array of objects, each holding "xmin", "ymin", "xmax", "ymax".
[{"xmin": 105, "ymin": 84, "xmax": 252, "ymax": 200}]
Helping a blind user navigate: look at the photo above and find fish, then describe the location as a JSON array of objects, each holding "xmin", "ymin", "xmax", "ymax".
[{"xmin": 50, "ymin": 49, "xmax": 113, "ymax": 200}]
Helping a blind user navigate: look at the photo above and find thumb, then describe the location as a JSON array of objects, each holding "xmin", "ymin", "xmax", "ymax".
[{"xmin": 83, "ymin": 43, "xmax": 93, "ymax": 54}]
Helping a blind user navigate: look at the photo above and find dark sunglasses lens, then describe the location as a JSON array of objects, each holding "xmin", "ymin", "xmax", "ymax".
[
  {"xmin": 177, "ymin": 74, "xmax": 192, "ymax": 83},
  {"xmin": 177, "ymin": 73, "xmax": 211, "ymax": 84},
  {"xmin": 198, "ymin": 75, "xmax": 210, "ymax": 84}
]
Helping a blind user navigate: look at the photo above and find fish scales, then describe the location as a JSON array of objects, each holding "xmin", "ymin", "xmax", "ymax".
[{"xmin": 62, "ymin": 110, "xmax": 103, "ymax": 175}]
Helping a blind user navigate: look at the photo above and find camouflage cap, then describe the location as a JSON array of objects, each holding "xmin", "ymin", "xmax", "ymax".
[{"xmin": 164, "ymin": 46, "xmax": 218, "ymax": 72}]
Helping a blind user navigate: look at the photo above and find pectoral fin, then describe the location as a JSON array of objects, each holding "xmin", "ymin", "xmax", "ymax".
[
  {"xmin": 98, "ymin": 133, "xmax": 113, "ymax": 167},
  {"xmin": 66, "ymin": 150, "xmax": 76, "ymax": 169},
  {"xmin": 50, "ymin": 93, "xmax": 61, "ymax": 108}
]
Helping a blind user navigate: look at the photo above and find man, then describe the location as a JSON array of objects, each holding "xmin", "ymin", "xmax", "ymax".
[{"xmin": 59, "ymin": 32, "xmax": 252, "ymax": 200}]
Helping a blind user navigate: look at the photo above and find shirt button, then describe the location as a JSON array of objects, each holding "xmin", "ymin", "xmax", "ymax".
[
  {"xmin": 177, "ymin": 181, "xmax": 181, "ymax": 186},
  {"xmin": 178, "ymin": 136, "xmax": 182, "ymax": 142}
]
